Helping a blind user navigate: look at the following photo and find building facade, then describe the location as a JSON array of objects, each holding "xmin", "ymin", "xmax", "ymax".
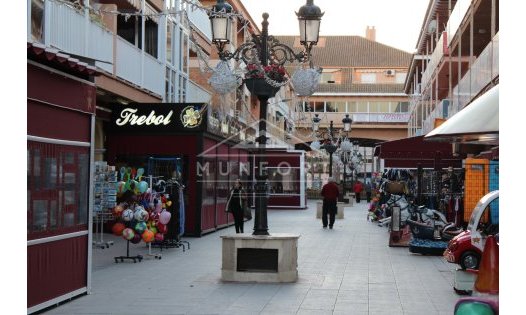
[
  {"xmin": 275, "ymin": 32, "xmax": 412, "ymax": 185},
  {"xmin": 404, "ymin": 0, "xmax": 499, "ymax": 140}
]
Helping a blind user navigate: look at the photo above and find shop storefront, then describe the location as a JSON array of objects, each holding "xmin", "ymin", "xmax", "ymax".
[
  {"xmin": 27, "ymin": 43, "xmax": 98, "ymax": 313},
  {"xmin": 105, "ymin": 103, "xmax": 256, "ymax": 236}
]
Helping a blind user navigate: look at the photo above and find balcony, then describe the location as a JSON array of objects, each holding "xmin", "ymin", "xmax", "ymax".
[
  {"xmin": 186, "ymin": 3, "xmax": 212, "ymax": 41},
  {"xmin": 296, "ymin": 112, "xmax": 410, "ymax": 128},
  {"xmin": 450, "ymin": 32, "xmax": 499, "ymax": 116},
  {"xmin": 41, "ymin": 0, "xmax": 165, "ymax": 97},
  {"xmin": 186, "ymin": 79, "xmax": 212, "ymax": 103},
  {"xmin": 420, "ymin": 31, "xmax": 447, "ymax": 89},
  {"xmin": 446, "ymin": 0, "xmax": 472, "ymax": 47}
]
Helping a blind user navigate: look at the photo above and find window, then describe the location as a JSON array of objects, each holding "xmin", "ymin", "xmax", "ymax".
[
  {"xmin": 326, "ymin": 102, "xmax": 346, "ymax": 112},
  {"xmin": 369, "ymin": 101, "xmax": 391, "ymax": 113},
  {"xmin": 394, "ymin": 101, "xmax": 410, "ymax": 113},
  {"xmin": 31, "ymin": 0, "xmax": 44, "ymax": 42},
  {"xmin": 319, "ymin": 69, "xmax": 341, "ymax": 84},
  {"xmin": 166, "ymin": 21, "xmax": 173, "ymax": 64},
  {"xmin": 267, "ymin": 168, "xmax": 300, "ymax": 195},
  {"xmin": 356, "ymin": 101, "xmax": 368, "ymax": 112},
  {"xmin": 306, "ymin": 102, "xmax": 324, "ymax": 112},
  {"xmin": 27, "ymin": 142, "xmax": 90, "ymax": 240},
  {"xmin": 347, "ymin": 102, "xmax": 357, "ymax": 112},
  {"xmin": 361, "ymin": 73, "xmax": 376, "ymax": 84},
  {"xmin": 117, "ymin": 15, "xmax": 158, "ymax": 58},
  {"xmin": 395, "ymin": 72, "xmax": 407, "ymax": 83}
]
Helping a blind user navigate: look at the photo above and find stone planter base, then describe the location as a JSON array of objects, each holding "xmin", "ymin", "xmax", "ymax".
[{"xmin": 221, "ymin": 233, "xmax": 299, "ymax": 283}]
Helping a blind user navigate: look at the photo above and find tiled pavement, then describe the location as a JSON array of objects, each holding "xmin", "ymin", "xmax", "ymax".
[{"xmin": 43, "ymin": 200, "xmax": 460, "ymax": 315}]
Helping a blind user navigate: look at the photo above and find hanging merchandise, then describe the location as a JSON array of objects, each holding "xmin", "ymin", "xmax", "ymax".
[{"xmin": 111, "ymin": 167, "xmax": 175, "ymax": 263}]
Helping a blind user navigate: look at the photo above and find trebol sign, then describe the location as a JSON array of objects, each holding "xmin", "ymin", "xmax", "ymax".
[{"xmin": 111, "ymin": 103, "xmax": 207, "ymax": 133}]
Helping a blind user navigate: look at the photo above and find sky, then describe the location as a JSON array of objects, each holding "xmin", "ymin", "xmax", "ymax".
[{"xmin": 241, "ymin": 0, "xmax": 430, "ymax": 53}]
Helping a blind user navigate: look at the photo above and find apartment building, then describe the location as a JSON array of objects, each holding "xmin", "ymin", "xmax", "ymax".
[
  {"xmin": 404, "ymin": 0, "xmax": 499, "ymax": 146},
  {"xmin": 276, "ymin": 29, "xmax": 412, "ymax": 181}
]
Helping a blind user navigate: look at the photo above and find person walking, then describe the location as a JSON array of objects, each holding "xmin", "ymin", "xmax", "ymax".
[
  {"xmin": 321, "ymin": 177, "xmax": 339, "ymax": 229},
  {"xmin": 365, "ymin": 180, "xmax": 372, "ymax": 203},
  {"xmin": 226, "ymin": 179, "xmax": 246, "ymax": 233},
  {"xmin": 353, "ymin": 180, "xmax": 364, "ymax": 203}
]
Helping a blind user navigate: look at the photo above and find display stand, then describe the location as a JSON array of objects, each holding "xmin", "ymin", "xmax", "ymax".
[
  {"xmin": 114, "ymin": 240, "xmax": 143, "ymax": 263},
  {"xmin": 146, "ymin": 158, "xmax": 191, "ymax": 252},
  {"xmin": 93, "ymin": 162, "xmax": 118, "ymax": 249},
  {"xmin": 92, "ymin": 212, "xmax": 114, "ymax": 249}
]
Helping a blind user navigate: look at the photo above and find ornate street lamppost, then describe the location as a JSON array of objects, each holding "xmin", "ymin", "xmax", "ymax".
[{"xmin": 209, "ymin": 0, "xmax": 323, "ymax": 236}]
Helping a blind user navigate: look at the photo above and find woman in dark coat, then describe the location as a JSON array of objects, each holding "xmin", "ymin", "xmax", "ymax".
[{"xmin": 226, "ymin": 179, "xmax": 246, "ymax": 233}]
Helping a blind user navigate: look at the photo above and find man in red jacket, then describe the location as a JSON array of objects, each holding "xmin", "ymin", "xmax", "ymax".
[
  {"xmin": 321, "ymin": 177, "xmax": 339, "ymax": 229},
  {"xmin": 353, "ymin": 181, "xmax": 364, "ymax": 203}
]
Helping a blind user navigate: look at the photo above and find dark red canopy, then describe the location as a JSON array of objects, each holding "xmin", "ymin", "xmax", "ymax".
[{"xmin": 374, "ymin": 136, "xmax": 463, "ymax": 168}]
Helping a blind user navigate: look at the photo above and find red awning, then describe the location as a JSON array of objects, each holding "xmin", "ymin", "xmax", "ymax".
[
  {"xmin": 27, "ymin": 42, "xmax": 101, "ymax": 77},
  {"xmin": 374, "ymin": 135, "xmax": 463, "ymax": 168}
]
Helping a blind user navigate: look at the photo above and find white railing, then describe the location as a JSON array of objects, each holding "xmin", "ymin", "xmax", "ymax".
[
  {"xmin": 421, "ymin": 32, "xmax": 446, "ymax": 89},
  {"xmin": 116, "ymin": 37, "xmax": 142, "ymax": 85},
  {"xmin": 48, "ymin": 2, "xmax": 84, "ymax": 56},
  {"xmin": 450, "ymin": 33, "xmax": 499, "ymax": 114},
  {"xmin": 88, "ymin": 22, "xmax": 113, "ymax": 73},
  {"xmin": 446, "ymin": 0, "xmax": 472, "ymax": 47},
  {"xmin": 186, "ymin": 3, "xmax": 212, "ymax": 41},
  {"xmin": 143, "ymin": 54, "xmax": 164, "ymax": 96},
  {"xmin": 297, "ymin": 112, "xmax": 410, "ymax": 125},
  {"xmin": 47, "ymin": 0, "xmax": 112, "ymax": 70},
  {"xmin": 186, "ymin": 80, "xmax": 212, "ymax": 103}
]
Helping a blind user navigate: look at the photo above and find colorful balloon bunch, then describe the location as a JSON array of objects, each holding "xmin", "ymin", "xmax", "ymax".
[
  {"xmin": 112, "ymin": 196, "xmax": 171, "ymax": 244},
  {"xmin": 116, "ymin": 167, "xmax": 149, "ymax": 196}
]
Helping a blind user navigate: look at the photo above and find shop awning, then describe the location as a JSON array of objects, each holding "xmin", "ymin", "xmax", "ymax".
[
  {"xmin": 374, "ymin": 135, "xmax": 463, "ymax": 168},
  {"xmin": 425, "ymin": 85, "xmax": 499, "ymax": 145}
]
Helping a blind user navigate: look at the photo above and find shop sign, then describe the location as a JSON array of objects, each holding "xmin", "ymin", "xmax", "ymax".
[{"xmin": 111, "ymin": 103, "xmax": 207, "ymax": 133}]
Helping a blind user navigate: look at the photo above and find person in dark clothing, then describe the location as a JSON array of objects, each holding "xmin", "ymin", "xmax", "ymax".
[
  {"xmin": 226, "ymin": 179, "xmax": 246, "ymax": 233},
  {"xmin": 365, "ymin": 181, "xmax": 372, "ymax": 203},
  {"xmin": 321, "ymin": 177, "xmax": 339, "ymax": 229}
]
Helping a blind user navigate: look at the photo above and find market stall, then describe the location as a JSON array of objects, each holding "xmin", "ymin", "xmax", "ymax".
[{"xmin": 27, "ymin": 43, "xmax": 99, "ymax": 313}]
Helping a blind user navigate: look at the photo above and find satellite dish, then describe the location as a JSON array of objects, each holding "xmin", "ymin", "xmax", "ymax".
[{"xmin": 427, "ymin": 20, "xmax": 437, "ymax": 34}]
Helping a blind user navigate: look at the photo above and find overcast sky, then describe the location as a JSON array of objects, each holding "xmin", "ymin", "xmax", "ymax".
[{"xmin": 240, "ymin": 0, "xmax": 430, "ymax": 53}]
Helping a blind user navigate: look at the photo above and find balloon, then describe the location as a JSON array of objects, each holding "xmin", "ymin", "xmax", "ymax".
[
  {"xmin": 122, "ymin": 228, "xmax": 135, "ymax": 240},
  {"xmin": 150, "ymin": 226, "xmax": 158, "ymax": 235},
  {"xmin": 134, "ymin": 208, "xmax": 149, "ymax": 222},
  {"xmin": 113, "ymin": 204, "xmax": 124, "ymax": 217},
  {"xmin": 155, "ymin": 202, "xmax": 162, "ymax": 213},
  {"xmin": 117, "ymin": 181, "xmax": 127, "ymax": 194},
  {"xmin": 130, "ymin": 233, "xmax": 142, "ymax": 244},
  {"xmin": 138, "ymin": 181, "xmax": 149, "ymax": 193},
  {"xmin": 156, "ymin": 223, "xmax": 167, "ymax": 234},
  {"xmin": 166, "ymin": 201, "xmax": 172, "ymax": 207},
  {"xmin": 112, "ymin": 222, "xmax": 125, "ymax": 236},
  {"xmin": 154, "ymin": 233, "xmax": 164, "ymax": 242},
  {"xmin": 142, "ymin": 230, "xmax": 155, "ymax": 243},
  {"xmin": 134, "ymin": 221, "xmax": 147, "ymax": 234},
  {"xmin": 122, "ymin": 209, "xmax": 134, "ymax": 221},
  {"xmin": 159, "ymin": 210, "xmax": 171, "ymax": 225}
]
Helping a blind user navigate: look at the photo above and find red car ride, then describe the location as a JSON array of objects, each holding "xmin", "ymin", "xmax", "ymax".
[
  {"xmin": 444, "ymin": 230, "xmax": 482, "ymax": 269},
  {"xmin": 443, "ymin": 190, "xmax": 499, "ymax": 270}
]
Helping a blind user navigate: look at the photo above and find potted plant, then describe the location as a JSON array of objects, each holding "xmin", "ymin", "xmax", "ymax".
[{"xmin": 244, "ymin": 63, "xmax": 289, "ymax": 97}]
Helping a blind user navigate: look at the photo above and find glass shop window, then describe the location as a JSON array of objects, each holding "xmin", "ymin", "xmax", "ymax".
[
  {"xmin": 267, "ymin": 168, "xmax": 300, "ymax": 194},
  {"xmin": 27, "ymin": 142, "xmax": 90, "ymax": 240}
]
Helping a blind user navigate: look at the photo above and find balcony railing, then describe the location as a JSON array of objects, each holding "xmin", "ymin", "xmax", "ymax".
[
  {"xmin": 47, "ymin": 0, "xmax": 113, "ymax": 71},
  {"xmin": 186, "ymin": 2, "xmax": 212, "ymax": 41},
  {"xmin": 450, "ymin": 32, "xmax": 499, "ymax": 116},
  {"xmin": 186, "ymin": 79, "xmax": 212, "ymax": 103},
  {"xmin": 296, "ymin": 112, "xmax": 410, "ymax": 127},
  {"xmin": 43, "ymin": 0, "xmax": 165, "ymax": 97},
  {"xmin": 446, "ymin": 0, "xmax": 472, "ymax": 47},
  {"xmin": 421, "ymin": 31, "xmax": 446, "ymax": 89}
]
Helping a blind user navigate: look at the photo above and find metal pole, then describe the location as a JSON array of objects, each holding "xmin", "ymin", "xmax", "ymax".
[{"xmin": 253, "ymin": 13, "xmax": 270, "ymax": 236}]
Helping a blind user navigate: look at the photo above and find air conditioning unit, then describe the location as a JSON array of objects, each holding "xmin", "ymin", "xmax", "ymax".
[{"xmin": 385, "ymin": 69, "xmax": 396, "ymax": 76}]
